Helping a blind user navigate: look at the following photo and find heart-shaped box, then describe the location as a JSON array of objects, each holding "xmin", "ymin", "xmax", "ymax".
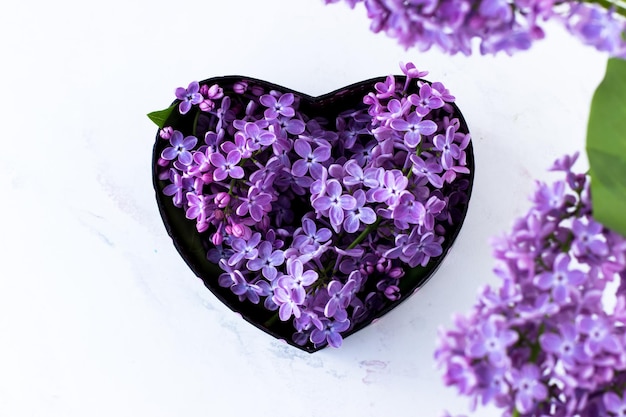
[{"xmin": 152, "ymin": 74, "xmax": 475, "ymax": 352}]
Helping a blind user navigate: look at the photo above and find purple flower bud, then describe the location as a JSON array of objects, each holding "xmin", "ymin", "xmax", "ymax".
[
  {"xmin": 160, "ymin": 126, "xmax": 173, "ymax": 139},
  {"xmin": 215, "ymin": 192, "xmax": 231, "ymax": 208}
]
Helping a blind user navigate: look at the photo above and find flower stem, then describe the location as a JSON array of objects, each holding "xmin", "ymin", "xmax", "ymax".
[
  {"xmin": 192, "ymin": 110, "xmax": 201, "ymax": 137},
  {"xmin": 264, "ymin": 312, "xmax": 279, "ymax": 327},
  {"xmin": 512, "ymin": 409, "xmax": 520, "ymax": 417},
  {"xmin": 347, "ymin": 218, "xmax": 383, "ymax": 250}
]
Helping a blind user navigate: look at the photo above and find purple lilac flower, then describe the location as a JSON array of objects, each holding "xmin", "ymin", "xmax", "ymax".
[
  {"xmin": 161, "ymin": 131, "xmax": 198, "ymax": 166},
  {"xmin": 231, "ymin": 274, "xmax": 271, "ymax": 304},
  {"xmin": 604, "ymin": 392, "xmax": 626, "ymax": 416},
  {"xmin": 374, "ymin": 75, "xmax": 396, "ymax": 99},
  {"xmin": 259, "ymin": 92, "xmax": 295, "ymax": 120},
  {"xmin": 534, "ymin": 253, "xmax": 585, "ymax": 305},
  {"xmin": 292, "ymin": 139, "xmax": 331, "ymax": 179},
  {"xmin": 467, "ymin": 315, "xmax": 518, "ymax": 367},
  {"xmin": 392, "ymin": 193, "xmax": 425, "ymax": 229},
  {"xmin": 410, "ymin": 154, "xmax": 444, "ymax": 188},
  {"xmin": 342, "ymin": 160, "xmax": 379, "ymax": 188},
  {"xmin": 400, "ymin": 61, "xmax": 429, "ymax": 79},
  {"xmin": 568, "ymin": 4, "xmax": 626, "ymax": 56},
  {"xmin": 160, "ymin": 126, "xmax": 173, "ymax": 140},
  {"xmin": 375, "ymin": 98, "xmax": 411, "ymax": 125},
  {"xmin": 218, "ymin": 259, "xmax": 245, "ymax": 288},
  {"xmin": 273, "ymin": 286, "xmax": 303, "ymax": 320},
  {"xmin": 311, "ymin": 179, "xmax": 357, "ymax": 232},
  {"xmin": 539, "ymin": 323, "xmax": 581, "ymax": 368},
  {"xmin": 175, "ymin": 81, "xmax": 203, "ymax": 115},
  {"xmin": 577, "ymin": 314, "xmax": 622, "ymax": 355},
  {"xmin": 389, "ymin": 112, "xmax": 438, "ymax": 148},
  {"xmin": 292, "ymin": 218, "xmax": 332, "ymax": 251},
  {"xmin": 407, "ymin": 232, "xmax": 444, "ymax": 267},
  {"xmin": 310, "ymin": 318, "xmax": 350, "ymax": 348},
  {"xmin": 324, "ymin": 0, "xmax": 626, "ymax": 58},
  {"xmin": 200, "ymin": 83, "xmax": 224, "ymax": 100},
  {"xmin": 222, "ymin": 131, "xmax": 253, "ymax": 159},
  {"xmin": 163, "ymin": 169, "xmax": 185, "ymax": 207},
  {"xmin": 474, "ymin": 362, "xmax": 509, "ymax": 406},
  {"xmin": 324, "ymin": 280, "xmax": 356, "ymax": 320},
  {"xmin": 277, "ymin": 259, "xmax": 319, "ymax": 303},
  {"xmin": 228, "ymin": 233, "xmax": 262, "ymax": 266},
  {"xmin": 209, "ymin": 150, "xmax": 244, "ymax": 181},
  {"xmin": 344, "ymin": 190, "xmax": 377, "ymax": 233},
  {"xmin": 241, "ymin": 121, "xmax": 276, "ymax": 150},
  {"xmin": 236, "ymin": 186, "xmax": 273, "ymax": 223},
  {"xmin": 572, "ymin": 218, "xmax": 609, "ymax": 258},
  {"xmin": 433, "ymin": 125, "xmax": 462, "ymax": 169},
  {"xmin": 246, "ymin": 241, "xmax": 285, "ymax": 280},
  {"xmin": 510, "ymin": 364, "xmax": 547, "ymax": 414},
  {"xmin": 409, "ymin": 83, "xmax": 445, "ymax": 117}
]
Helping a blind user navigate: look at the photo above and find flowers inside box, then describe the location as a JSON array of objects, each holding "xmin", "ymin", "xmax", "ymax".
[{"xmin": 150, "ymin": 63, "xmax": 475, "ymax": 352}]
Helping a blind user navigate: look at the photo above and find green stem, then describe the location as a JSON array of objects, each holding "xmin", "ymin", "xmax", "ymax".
[
  {"xmin": 347, "ymin": 218, "xmax": 383, "ymax": 250},
  {"xmin": 264, "ymin": 312, "xmax": 279, "ymax": 328},
  {"xmin": 512, "ymin": 409, "xmax": 520, "ymax": 417},
  {"xmin": 192, "ymin": 110, "xmax": 201, "ymax": 137},
  {"xmin": 227, "ymin": 178, "xmax": 237, "ymax": 196}
]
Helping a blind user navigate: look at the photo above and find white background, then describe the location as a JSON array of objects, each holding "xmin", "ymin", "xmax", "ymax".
[{"xmin": 0, "ymin": 1, "xmax": 608, "ymax": 416}]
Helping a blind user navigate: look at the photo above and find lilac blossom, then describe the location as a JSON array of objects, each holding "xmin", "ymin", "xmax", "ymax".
[
  {"xmin": 369, "ymin": 169, "xmax": 409, "ymax": 206},
  {"xmin": 259, "ymin": 92, "xmax": 295, "ymax": 120},
  {"xmin": 534, "ymin": 253, "xmax": 585, "ymax": 305},
  {"xmin": 510, "ymin": 364, "xmax": 547, "ymax": 414},
  {"xmin": 344, "ymin": 190, "xmax": 377, "ymax": 233},
  {"xmin": 342, "ymin": 160, "xmax": 379, "ymax": 188},
  {"xmin": 572, "ymin": 218, "xmax": 609, "ymax": 258},
  {"xmin": 292, "ymin": 139, "xmax": 331, "ymax": 179},
  {"xmin": 409, "ymin": 83, "xmax": 445, "ymax": 117},
  {"xmin": 389, "ymin": 112, "xmax": 438, "ymax": 148},
  {"xmin": 228, "ymin": 233, "xmax": 262, "ymax": 266},
  {"xmin": 277, "ymin": 259, "xmax": 319, "ymax": 303},
  {"xmin": 292, "ymin": 218, "xmax": 332, "ymax": 251},
  {"xmin": 324, "ymin": 0, "xmax": 626, "ymax": 58},
  {"xmin": 410, "ymin": 154, "xmax": 444, "ymax": 188},
  {"xmin": 163, "ymin": 169, "xmax": 185, "ymax": 206},
  {"xmin": 310, "ymin": 318, "xmax": 350, "ymax": 348},
  {"xmin": 433, "ymin": 125, "xmax": 462, "ymax": 169},
  {"xmin": 236, "ymin": 186, "xmax": 273, "ymax": 222},
  {"xmin": 273, "ymin": 286, "xmax": 303, "ymax": 320},
  {"xmin": 209, "ymin": 150, "xmax": 244, "ymax": 181},
  {"xmin": 604, "ymin": 392, "xmax": 626, "ymax": 416},
  {"xmin": 161, "ymin": 131, "xmax": 198, "ymax": 166},
  {"xmin": 324, "ymin": 280, "xmax": 356, "ymax": 320},
  {"xmin": 435, "ymin": 156, "xmax": 626, "ymax": 417},
  {"xmin": 231, "ymin": 274, "xmax": 271, "ymax": 304},
  {"xmin": 246, "ymin": 241, "xmax": 285, "ymax": 280},
  {"xmin": 175, "ymin": 81, "xmax": 203, "ymax": 114},
  {"xmin": 311, "ymin": 179, "xmax": 357, "ymax": 232}
]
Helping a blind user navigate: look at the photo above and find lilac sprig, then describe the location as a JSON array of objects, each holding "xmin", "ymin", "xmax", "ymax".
[
  {"xmin": 435, "ymin": 153, "xmax": 626, "ymax": 417},
  {"xmin": 324, "ymin": 0, "xmax": 626, "ymax": 57},
  {"xmin": 155, "ymin": 62, "xmax": 472, "ymax": 349}
]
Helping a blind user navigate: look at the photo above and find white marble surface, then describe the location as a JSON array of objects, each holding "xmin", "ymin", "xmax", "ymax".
[{"xmin": 0, "ymin": 1, "xmax": 609, "ymax": 416}]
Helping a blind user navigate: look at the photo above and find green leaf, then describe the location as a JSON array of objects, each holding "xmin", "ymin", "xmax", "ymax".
[
  {"xmin": 586, "ymin": 57, "xmax": 626, "ymax": 237},
  {"xmin": 147, "ymin": 104, "xmax": 177, "ymax": 128}
]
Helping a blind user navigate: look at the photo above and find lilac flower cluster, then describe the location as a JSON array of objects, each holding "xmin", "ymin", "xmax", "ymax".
[
  {"xmin": 324, "ymin": 0, "xmax": 626, "ymax": 56},
  {"xmin": 435, "ymin": 153, "xmax": 626, "ymax": 416},
  {"xmin": 154, "ymin": 63, "xmax": 472, "ymax": 349}
]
